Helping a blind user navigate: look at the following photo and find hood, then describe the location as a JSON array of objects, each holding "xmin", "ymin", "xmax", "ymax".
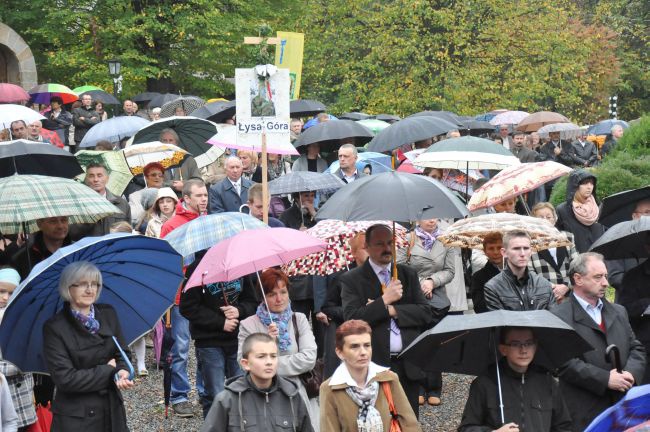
[
  {"xmin": 225, "ymin": 374, "xmax": 300, "ymax": 398},
  {"xmin": 565, "ymin": 169, "xmax": 598, "ymax": 204}
]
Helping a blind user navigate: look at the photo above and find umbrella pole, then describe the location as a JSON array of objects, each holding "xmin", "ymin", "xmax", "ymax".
[
  {"xmin": 465, "ymin": 161, "xmax": 469, "ymax": 198},
  {"xmin": 518, "ymin": 194, "xmax": 531, "ymax": 215},
  {"xmin": 392, "ymin": 221, "xmax": 398, "ymax": 280},
  {"xmin": 22, "ymin": 222, "xmax": 31, "ymax": 272},
  {"xmin": 261, "ymin": 132, "xmax": 269, "ymax": 224},
  {"xmin": 255, "ymin": 271, "xmax": 273, "ymax": 325},
  {"xmin": 493, "ymin": 331, "xmax": 505, "ymax": 424}
]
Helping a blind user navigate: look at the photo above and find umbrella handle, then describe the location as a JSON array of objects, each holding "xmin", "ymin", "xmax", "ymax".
[
  {"xmin": 255, "ymin": 271, "xmax": 274, "ymax": 326},
  {"xmin": 606, "ymin": 344, "xmax": 622, "ymax": 373},
  {"xmin": 493, "ymin": 331, "xmax": 505, "ymax": 424},
  {"xmin": 112, "ymin": 336, "xmax": 135, "ymax": 381}
]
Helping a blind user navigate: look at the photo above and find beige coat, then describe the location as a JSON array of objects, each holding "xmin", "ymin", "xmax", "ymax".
[{"xmin": 319, "ymin": 369, "xmax": 422, "ymax": 432}]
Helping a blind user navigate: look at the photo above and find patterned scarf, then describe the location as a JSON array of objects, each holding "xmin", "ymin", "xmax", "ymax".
[
  {"xmin": 256, "ymin": 302, "xmax": 293, "ymax": 352},
  {"xmin": 573, "ymin": 195, "xmax": 599, "ymax": 226},
  {"xmin": 345, "ymin": 382, "xmax": 383, "ymax": 432},
  {"xmin": 71, "ymin": 304, "xmax": 100, "ymax": 334},
  {"xmin": 415, "ymin": 226, "xmax": 440, "ymax": 252}
]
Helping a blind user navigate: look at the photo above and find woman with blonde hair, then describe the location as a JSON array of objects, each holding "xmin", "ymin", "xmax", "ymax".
[{"xmin": 238, "ymin": 150, "xmax": 262, "ymax": 182}]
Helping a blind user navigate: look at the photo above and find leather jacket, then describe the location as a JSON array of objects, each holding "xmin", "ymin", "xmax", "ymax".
[{"xmin": 484, "ymin": 266, "xmax": 555, "ymax": 311}]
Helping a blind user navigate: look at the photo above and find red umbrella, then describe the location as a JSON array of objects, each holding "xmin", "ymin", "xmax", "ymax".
[
  {"xmin": 0, "ymin": 83, "xmax": 30, "ymax": 103},
  {"xmin": 40, "ymin": 128, "xmax": 64, "ymax": 148}
]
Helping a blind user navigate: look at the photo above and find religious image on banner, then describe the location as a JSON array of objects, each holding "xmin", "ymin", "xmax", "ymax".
[{"xmin": 250, "ymin": 69, "xmax": 277, "ymax": 117}]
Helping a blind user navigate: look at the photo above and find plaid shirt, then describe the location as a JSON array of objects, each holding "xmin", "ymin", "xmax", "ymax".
[
  {"xmin": 0, "ymin": 361, "xmax": 36, "ymax": 427},
  {"xmin": 528, "ymin": 232, "xmax": 579, "ymax": 286}
]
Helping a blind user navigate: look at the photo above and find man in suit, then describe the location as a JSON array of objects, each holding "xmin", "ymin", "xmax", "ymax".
[
  {"xmin": 340, "ymin": 224, "xmax": 435, "ymax": 417},
  {"xmin": 539, "ymin": 132, "xmax": 574, "ymax": 166},
  {"xmin": 208, "ymin": 156, "xmax": 253, "ymax": 213},
  {"xmin": 552, "ymin": 252, "xmax": 646, "ymax": 432},
  {"xmin": 510, "ymin": 131, "xmax": 538, "ymax": 163},
  {"xmin": 570, "ymin": 132, "xmax": 598, "ymax": 168}
]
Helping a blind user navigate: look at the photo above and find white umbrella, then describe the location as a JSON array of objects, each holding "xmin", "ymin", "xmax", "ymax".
[
  {"xmin": 0, "ymin": 104, "xmax": 46, "ymax": 130},
  {"xmin": 537, "ymin": 122, "xmax": 583, "ymax": 140}
]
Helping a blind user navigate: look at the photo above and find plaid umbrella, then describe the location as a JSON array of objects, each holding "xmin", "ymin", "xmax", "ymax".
[
  {"xmin": 438, "ymin": 213, "xmax": 572, "ymax": 252},
  {"xmin": 75, "ymin": 150, "xmax": 134, "ymax": 196},
  {"xmin": 0, "ymin": 174, "xmax": 123, "ymax": 234},
  {"xmin": 163, "ymin": 212, "xmax": 268, "ymax": 265},
  {"xmin": 159, "ymin": 96, "xmax": 206, "ymax": 118},
  {"xmin": 268, "ymin": 171, "xmax": 345, "ymax": 195},
  {"xmin": 122, "ymin": 141, "xmax": 189, "ymax": 175},
  {"xmin": 284, "ymin": 220, "xmax": 408, "ymax": 276}
]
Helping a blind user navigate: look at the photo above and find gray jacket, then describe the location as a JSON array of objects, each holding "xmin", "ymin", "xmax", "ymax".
[
  {"xmin": 200, "ymin": 374, "xmax": 313, "ymax": 432},
  {"xmin": 484, "ymin": 266, "xmax": 554, "ymax": 311},
  {"xmin": 291, "ymin": 155, "xmax": 327, "ymax": 173},
  {"xmin": 569, "ymin": 140, "xmax": 598, "ymax": 167}
]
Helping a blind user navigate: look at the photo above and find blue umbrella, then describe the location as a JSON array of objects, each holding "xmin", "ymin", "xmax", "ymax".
[
  {"xmin": 584, "ymin": 384, "xmax": 650, "ymax": 432},
  {"xmin": 0, "ymin": 233, "xmax": 184, "ymax": 373},
  {"xmin": 79, "ymin": 115, "xmax": 150, "ymax": 148},
  {"xmin": 587, "ymin": 119, "xmax": 629, "ymax": 136},
  {"xmin": 303, "ymin": 114, "xmax": 338, "ymax": 129},
  {"xmin": 326, "ymin": 152, "xmax": 393, "ymax": 175}
]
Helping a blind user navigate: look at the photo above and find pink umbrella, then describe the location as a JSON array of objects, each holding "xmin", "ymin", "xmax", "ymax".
[
  {"xmin": 397, "ymin": 160, "xmax": 422, "ymax": 174},
  {"xmin": 489, "ymin": 110, "xmax": 530, "ymax": 126},
  {"xmin": 207, "ymin": 124, "xmax": 299, "ymax": 155},
  {"xmin": 0, "ymin": 83, "xmax": 30, "ymax": 103}
]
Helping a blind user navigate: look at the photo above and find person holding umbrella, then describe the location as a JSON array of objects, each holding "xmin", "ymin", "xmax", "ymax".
[
  {"xmin": 292, "ymin": 143, "xmax": 327, "ymax": 173},
  {"xmin": 11, "ymin": 216, "xmax": 71, "ymax": 279},
  {"xmin": 42, "ymin": 261, "xmax": 134, "ymax": 431},
  {"xmin": 72, "ymin": 94, "xmax": 100, "ymax": 152},
  {"xmin": 42, "ymin": 96, "xmax": 73, "ymax": 148},
  {"xmin": 158, "ymin": 128, "xmax": 202, "ymax": 195}
]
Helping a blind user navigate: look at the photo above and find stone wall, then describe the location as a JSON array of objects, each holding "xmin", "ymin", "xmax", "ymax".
[{"xmin": 0, "ymin": 22, "xmax": 37, "ymax": 90}]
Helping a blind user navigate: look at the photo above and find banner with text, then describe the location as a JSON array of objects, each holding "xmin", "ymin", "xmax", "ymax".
[{"xmin": 274, "ymin": 32, "xmax": 304, "ymax": 100}]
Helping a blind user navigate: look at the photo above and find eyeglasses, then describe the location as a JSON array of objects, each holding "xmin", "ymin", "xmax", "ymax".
[
  {"xmin": 503, "ymin": 340, "xmax": 536, "ymax": 349},
  {"xmin": 70, "ymin": 281, "xmax": 100, "ymax": 290},
  {"xmin": 146, "ymin": 172, "xmax": 164, "ymax": 178}
]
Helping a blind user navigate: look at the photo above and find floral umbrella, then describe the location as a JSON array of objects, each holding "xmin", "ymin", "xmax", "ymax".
[{"xmin": 122, "ymin": 141, "xmax": 189, "ymax": 175}]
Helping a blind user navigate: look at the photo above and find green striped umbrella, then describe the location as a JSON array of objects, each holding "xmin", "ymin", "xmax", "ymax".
[
  {"xmin": 72, "ymin": 85, "xmax": 104, "ymax": 94},
  {"xmin": 0, "ymin": 174, "xmax": 123, "ymax": 234},
  {"xmin": 75, "ymin": 150, "xmax": 134, "ymax": 196}
]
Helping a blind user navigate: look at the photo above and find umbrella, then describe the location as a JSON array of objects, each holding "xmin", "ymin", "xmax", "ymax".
[
  {"xmin": 0, "ymin": 233, "xmax": 184, "ymax": 373},
  {"xmin": 326, "ymin": 158, "xmax": 393, "ymax": 176},
  {"xmin": 0, "ymin": 83, "xmax": 30, "ymax": 103},
  {"xmin": 468, "ymin": 161, "xmax": 573, "ymax": 211},
  {"xmin": 159, "ymin": 96, "xmax": 206, "ymax": 118},
  {"xmin": 40, "ymin": 128, "xmax": 64, "ymax": 148},
  {"xmin": 72, "ymin": 85, "xmax": 104, "ymax": 94},
  {"xmin": 290, "ymin": 99, "xmax": 326, "ymax": 117},
  {"xmin": 206, "ymin": 123, "xmax": 298, "ymax": 156},
  {"xmin": 293, "ymin": 120, "xmax": 374, "ymax": 152},
  {"xmin": 366, "ymin": 116, "xmax": 458, "ymax": 153},
  {"xmin": 599, "ymin": 186, "xmax": 650, "ymax": 227},
  {"xmin": 163, "ymin": 212, "xmax": 268, "ymax": 266},
  {"xmin": 408, "ymin": 111, "xmax": 464, "ymax": 127},
  {"xmin": 75, "ymin": 150, "xmax": 134, "ymax": 196},
  {"xmin": 304, "ymin": 114, "xmax": 338, "ymax": 129},
  {"xmin": 584, "ymin": 384, "xmax": 650, "ymax": 432},
  {"xmin": 0, "ymin": 140, "xmax": 83, "ymax": 178},
  {"xmin": 191, "ymin": 100, "xmax": 236, "ymax": 123},
  {"xmin": 79, "ymin": 115, "xmax": 150, "ymax": 148},
  {"xmin": 284, "ymin": 220, "xmax": 408, "ymax": 277},
  {"xmin": 462, "ymin": 119, "xmax": 495, "ymax": 135},
  {"xmin": 489, "ymin": 110, "xmax": 530, "ymax": 126},
  {"xmin": 0, "ymin": 174, "xmax": 123, "ymax": 234},
  {"xmin": 148, "ymin": 93, "xmax": 180, "ymax": 108},
  {"xmin": 0, "ymin": 104, "xmax": 46, "ymax": 130},
  {"xmin": 340, "ymin": 112, "xmax": 372, "ymax": 121},
  {"xmin": 396, "ymin": 160, "xmax": 421, "ymax": 174},
  {"xmin": 587, "ymin": 119, "xmax": 630, "ymax": 137},
  {"xmin": 537, "ymin": 122, "xmax": 583, "ymax": 140},
  {"xmin": 438, "ymin": 213, "xmax": 573, "ymax": 251},
  {"xmin": 316, "ymin": 171, "xmax": 469, "ymax": 222},
  {"xmin": 356, "ymin": 119, "xmax": 391, "ymax": 134},
  {"xmin": 268, "ymin": 171, "xmax": 345, "ymax": 195},
  {"xmin": 414, "ymin": 136, "xmax": 521, "ymax": 170},
  {"xmin": 78, "ymin": 89, "xmax": 120, "ymax": 105},
  {"xmin": 28, "ymin": 83, "xmax": 78, "ymax": 105},
  {"xmin": 132, "ymin": 92, "xmax": 162, "ymax": 104},
  {"xmin": 122, "ymin": 141, "xmax": 189, "ymax": 175},
  {"xmin": 375, "ymin": 114, "xmax": 401, "ymax": 122},
  {"xmin": 516, "ymin": 111, "xmax": 570, "ymax": 132},
  {"xmin": 185, "ymin": 227, "xmax": 327, "ymax": 289},
  {"xmin": 589, "ymin": 218, "xmax": 650, "ymax": 260}
]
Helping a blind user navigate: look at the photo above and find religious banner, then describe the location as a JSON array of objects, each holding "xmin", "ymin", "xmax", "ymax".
[{"xmin": 274, "ymin": 32, "xmax": 304, "ymax": 100}]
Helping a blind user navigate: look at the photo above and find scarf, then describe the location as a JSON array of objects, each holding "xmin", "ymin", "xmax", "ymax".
[
  {"xmin": 256, "ymin": 302, "xmax": 293, "ymax": 352},
  {"xmin": 415, "ymin": 226, "xmax": 440, "ymax": 252},
  {"xmin": 572, "ymin": 195, "xmax": 599, "ymax": 226},
  {"xmin": 345, "ymin": 382, "xmax": 383, "ymax": 432},
  {"xmin": 71, "ymin": 304, "xmax": 100, "ymax": 334}
]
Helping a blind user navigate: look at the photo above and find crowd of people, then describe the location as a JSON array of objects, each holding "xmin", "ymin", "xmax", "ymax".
[{"xmin": 0, "ymin": 93, "xmax": 647, "ymax": 432}]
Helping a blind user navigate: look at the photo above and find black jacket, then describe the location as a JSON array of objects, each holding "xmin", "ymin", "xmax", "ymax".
[
  {"xmin": 459, "ymin": 360, "xmax": 572, "ymax": 432},
  {"xmin": 619, "ymin": 259, "xmax": 650, "ymax": 384},
  {"xmin": 484, "ymin": 266, "xmax": 554, "ymax": 311},
  {"xmin": 471, "ymin": 262, "xmax": 500, "ymax": 314},
  {"xmin": 555, "ymin": 170, "xmax": 606, "ymax": 253},
  {"xmin": 11, "ymin": 231, "xmax": 72, "ymax": 279},
  {"xmin": 569, "ymin": 140, "xmax": 598, "ymax": 167},
  {"xmin": 72, "ymin": 106, "xmax": 100, "ymax": 143},
  {"xmin": 538, "ymin": 141, "xmax": 574, "ymax": 166},
  {"xmin": 42, "ymin": 303, "xmax": 130, "ymax": 432},
  {"xmin": 279, "ymin": 203, "xmax": 317, "ymax": 230}
]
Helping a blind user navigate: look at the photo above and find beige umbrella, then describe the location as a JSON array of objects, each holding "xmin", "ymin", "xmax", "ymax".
[{"xmin": 516, "ymin": 111, "xmax": 570, "ymax": 132}]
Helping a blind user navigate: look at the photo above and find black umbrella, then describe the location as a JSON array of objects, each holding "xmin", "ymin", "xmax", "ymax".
[
  {"xmin": 293, "ymin": 119, "xmax": 374, "ymax": 152},
  {"xmin": 131, "ymin": 116, "xmax": 216, "ymax": 160},
  {"xmin": 589, "ymin": 218, "xmax": 650, "ymax": 260},
  {"xmin": 408, "ymin": 110, "xmax": 465, "ymax": 127},
  {"xmin": 0, "ymin": 139, "xmax": 83, "ymax": 178},
  {"xmin": 132, "ymin": 92, "xmax": 162, "ymax": 104},
  {"xmin": 79, "ymin": 90, "xmax": 120, "ymax": 105},
  {"xmin": 461, "ymin": 119, "xmax": 495, "ymax": 135},
  {"xmin": 148, "ymin": 93, "xmax": 180, "ymax": 108},
  {"xmin": 192, "ymin": 100, "xmax": 236, "ymax": 123},
  {"xmin": 375, "ymin": 114, "xmax": 401, "ymax": 122},
  {"xmin": 339, "ymin": 112, "xmax": 372, "ymax": 121},
  {"xmin": 367, "ymin": 116, "xmax": 459, "ymax": 153},
  {"xmin": 289, "ymin": 99, "xmax": 326, "ymax": 117},
  {"xmin": 599, "ymin": 186, "xmax": 650, "ymax": 228}
]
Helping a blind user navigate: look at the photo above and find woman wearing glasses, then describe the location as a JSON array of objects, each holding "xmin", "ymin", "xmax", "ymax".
[{"xmin": 42, "ymin": 261, "xmax": 134, "ymax": 432}]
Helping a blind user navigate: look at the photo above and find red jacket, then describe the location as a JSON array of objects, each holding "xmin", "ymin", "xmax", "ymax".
[{"xmin": 160, "ymin": 201, "xmax": 200, "ymax": 238}]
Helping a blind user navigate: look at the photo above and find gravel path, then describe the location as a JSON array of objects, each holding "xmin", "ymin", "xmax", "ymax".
[{"xmin": 124, "ymin": 346, "xmax": 473, "ymax": 431}]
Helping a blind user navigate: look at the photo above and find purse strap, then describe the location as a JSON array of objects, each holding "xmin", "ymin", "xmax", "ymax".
[
  {"xmin": 291, "ymin": 313, "xmax": 300, "ymax": 350},
  {"xmin": 381, "ymin": 381, "xmax": 402, "ymax": 432}
]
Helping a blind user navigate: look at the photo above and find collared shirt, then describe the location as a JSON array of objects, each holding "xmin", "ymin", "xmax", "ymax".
[
  {"xmin": 547, "ymin": 247, "xmax": 558, "ymax": 264},
  {"xmin": 574, "ymin": 292, "xmax": 604, "ymax": 325},
  {"xmin": 368, "ymin": 258, "xmax": 390, "ymax": 282},
  {"xmin": 367, "ymin": 259, "xmax": 402, "ymax": 353},
  {"xmin": 229, "ymin": 178, "xmax": 242, "ymax": 195},
  {"xmin": 328, "ymin": 361, "xmax": 389, "ymax": 388}
]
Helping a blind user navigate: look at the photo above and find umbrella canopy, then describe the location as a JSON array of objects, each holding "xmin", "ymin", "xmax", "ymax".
[
  {"xmin": 206, "ymin": 123, "xmax": 298, "ymax": 156},
  {"xmin": 79, "ymin": 115, "xmax": 150, "ymax": 148},
  {"xmin": 316, "ymin": 171, "xmax": 469, "ymax": 222},
  {"xmin": 0, "ymin": 83, "xmax": 30, "ymax": 103},
  {"xmin": 468, "ymin": 161, "xmax": 573, "ymax": 211},
  {"xmin": 0, "ymin": 233, "xmax": 184, "ymax": 373},
  {"xmin": 461, "ymin": 119, "xmax": 495, "ymax": 135},
  {"xmin": 356, "ymin": 119, "xmax": 390, "ymax": 134},
  {"xmin": 516, "ymin": 111, "xmax": 570, "ymax": 132},
  {"xmin": 159, "ymin": 96, "xmax": 206, "ymax": 118},
  {"xmin": 293, "ymin": 120, "xmax": 374, "ymax": 152},
  {"xmin": 0, "ymin": 104, "xmax": 46, "ymax": 130},
  {"xmin": 367, "ymin": 116, "xmax": 458, "ymax": 153},
  {"xmin": 290, "ymin": 99, "xmax": 326, "ymax": 117},
  {"xmin": 148, "ymin": 93, "xmax": 180, "ymax": 108},
  {"xmin": 72, "ymin": 85, "xmax": 104, "ymax": 94},
  {"xmin": 122, "ymin": 141, "xmax": 189, "ymax": 175},
  {"xmin": 75, "ymin": 150, "xmax": 134, "ymax": 196},
  {"xmin": 132, "ymin": 92, "xmax": 162, "ymax": 104},
  {"xmin": 408, "ymin": 111, "xmax": 464, "ymax": 127},
  {"xmin": 163, "ymin": 212, "xmax": 268, "ymax": 266},
  {"xmin": 132, "ymin": 116, "xmax": 216, "ymax": 160},
  {"xmin": 340, "ymin": 112, "xmax": 372, "ymax": 121},
  {"xmin": 0, "ymin": 174, "xmax": 123, "ymax": 234},
  {"xmin": 489, "ymin": 110, "xmax": 530, "ymax": 126},
  {"xmin": 40, "ymin": 128, "xmax": 64, "ymax": 148},
  {"xmin": 414, "ymin": 136, "xmax": 520, "ymax": 170},
  {"xmin": 268, "ymin": 171, "xmax": 345, "ymax": 195},
  {"xmin": 78, "ymin": 89, "xmax": 120, "ymax": 105},
  {"xmin": 375, "ymin": 114, "xmax": 401, "ymax": 122},
  {"xmin": 191, "ymin": 100, "xmax": 236, "ymax": 123},
  {"xmin": 185, "ymin": 228, "xmax": 327, "ymax": 289},
  {"xmin": 396, "ymin": 160, "xmax": 421, "ymax": 174},
  {"xmin": 599, "ymin": 186, "xmax": 650, "ymax": 227},
  {"xmin": 28, "ymin": 83, "xmax": 78, "ymax": 105},
  {"xmin": 326, "ymin": 152, "xmax": 393, "ymax": 175},
  {"xmin": 0, "ymin": 139, "xmax": 83, "ymax": 178},
  {"xmin": 589, "ymin": 218, "xmax": 650, "ymax": 260},
  {"xmin": 584, "ymin": 384, "xmax": 650, "ymax": 432},
  {"xmin": 400, "ymin": 309, "xmax": 593, "ymax": 374},
  {"xmin": 537, "ymin": 122, "xmax": 583, "ymax": 140},
  {"xmin": 438, "ymin": 213, "xmax": 573, "ymax": 251},
  {"xmin": 587, "ymin": 119, "xmax": 629, "ymax": 137}
]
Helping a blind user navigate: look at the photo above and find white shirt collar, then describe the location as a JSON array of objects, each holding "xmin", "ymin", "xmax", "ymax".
[
  {"xmin": 367, "ymin": 258, "xmax": 390, "ymax": 278},
  {"xmin": 329, "ymin": 361, "xmax": 389, "ymax": 387},
  {"xmin": 229, "ymin": 178, "xmax": 241, "ymax": 187},
  {"xmin": 573, "ymin": 292, "xmax": 603, "ymax": 312}
]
